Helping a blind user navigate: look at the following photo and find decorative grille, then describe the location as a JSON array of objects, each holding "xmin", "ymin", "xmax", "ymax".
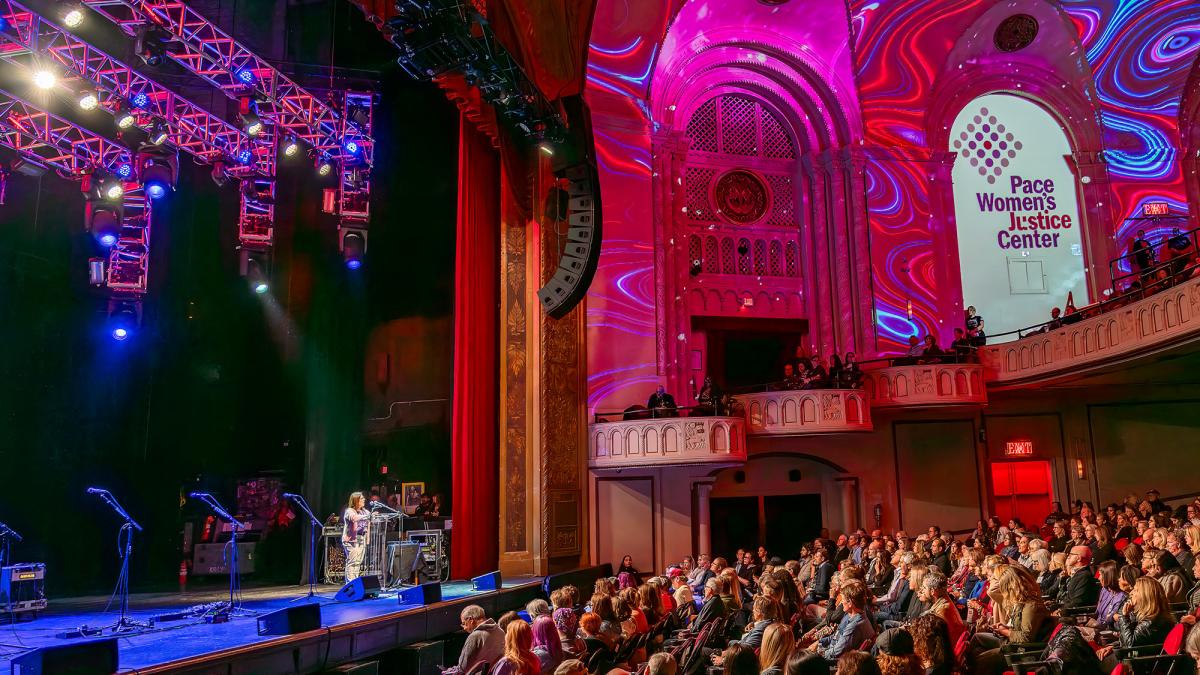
[
  {"xmin": 685, "ymin": 98, "xmax": 719, "ymax": 153},
  {"xmin": 685, "ymin": 167, "xmax": 716, "ymax": 221},
  {"xmin": 720, "ymin": 95, "xmax": 758, "ymax": 156},
  {"xmin": 704, "ymin": 236, "xmax": 720, "ymax": 274},
  {"xmin": 765, "ymin": 174, "xmax": 795, "ymax": 227}
]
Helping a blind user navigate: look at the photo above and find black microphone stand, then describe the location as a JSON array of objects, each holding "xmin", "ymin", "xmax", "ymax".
[
  {"xmin": 87, "ymin": 488, "xmax": 151, "ymax": 634},
  {"xmin": 190, "ymin": 492, "xmax": 254, "ymax": 617},
  {"xmin": 282, "ymin": 493, "xmax": 323, "ymax": 601},
  {"xmin": 0, "ymin": 521, "xmax": 22, "ymax": 570}
]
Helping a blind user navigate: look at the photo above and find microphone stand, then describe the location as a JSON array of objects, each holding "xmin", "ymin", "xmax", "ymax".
[
  {"xmin": 0, "ymin": 521, "xmax": 22, "ymax": 570},
  {"xmin": 282, "ymin": 493, "xmax": 323, "ymax": 601},
  {"xmin": 87, "ymin": 488, "xmax": 151, "ymax": 634},
  {"xmin": 190, "ymin": 492, "xmax": 253, "ymax": 616}
]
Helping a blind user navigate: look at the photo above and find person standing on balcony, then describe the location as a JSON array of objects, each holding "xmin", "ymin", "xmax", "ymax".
[
  {"xmin": 1130, "ymin": 229, "xmax": 1156, "ymax": 279},
  {"xmin": 647, "ymin": 385, "xmax": 677, "ymax": 418},
  {"xmin": 965, "ymin": 306, "xmax": 986, "ymax": 346}
]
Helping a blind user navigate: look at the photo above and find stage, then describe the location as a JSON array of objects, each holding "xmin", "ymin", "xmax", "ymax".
[{"xmin": 0, "ymin": 577, "xmax": 545, "ymax": 673}]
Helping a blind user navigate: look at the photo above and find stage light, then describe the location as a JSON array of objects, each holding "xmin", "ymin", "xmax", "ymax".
[
  {"xmin": 107, "ymin": 303, "xmax": 139, "ymax": 341},
  {"xmin": 32, "ymin": 69, "xmax": 56, "ymax": 90},
  {"xmin": 239, "ymin": 247, "xmax": 271, "ymax": 294},
  {"xmin": 131, "ymin": 92, "xmax": 149, "ymax": 109},
  {"xmin": 235, "ymin": 68, "xmax": 256, "ymax": 85},
  {"xmin": 238, "ymin": 97, "xmax": 262, "ymax": 137},
  {"xmin": 116, "ymin": 163, "xmax": 133, "ymax": 179},
  {"xmin": 103, "ymin": 179, "xmax": 124, "ymax": 201},
  {"xmin": 137, "ymin": 146, "xmax": 177, "ymax": 200},
  {"xmin": 538, "ymin": 141, "xmax": 555, "ymax": 156},
  {"xmin": 146, "ymin": 182, "xmax": 167, "ymax": 199},
  {"xmin": 135, "ymin": 24, "xmax": 167, "ymax": 67},
  {"xmin": 245, "ymin": 116, "xmax": 263, "ymax": 137},
  {"xmin": 283, "ymin": 139, "xmax": 300, "ymax": 157},
  {"xmin": 114, "ymin": 106, "xmax": 136, "ymax": 130},
  {"xmin": 344, "ymin": 139, "xmax": 359, "ymax": 154},
  {"xmin": 78, "ymin": 90, "xmax": 99, "ymax": 111},
  {"xmin": 237, "ymin": 148, "xmax": 253, "ymax": 164},
  {"xmin": 148, "ymin": 120, "xmax": 169, "ymax": 145},
  {"xmin": 88, "ymin": 204, "xmax": 120, "ymax": 246},
  {"xmin": 63, "ymin": 8, "xmax": 85, "ymax": 28},
  {"xmin": 210, "ymin": 161, "xmax": 229, "ymax": 187},
  {"xmin": 317, "ymin": 160, "xmax": 334, "ymax": 177},
  {"xmin": 342, "ymin": 230, "xmax": 365, "ymax": 270}
]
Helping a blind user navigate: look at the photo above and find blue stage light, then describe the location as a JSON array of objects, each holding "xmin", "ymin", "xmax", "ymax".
[
  {"xmin": 145, "ymin": 181, "xmax": 168, "ymax": 199},
  {"xmin": 254, "ymin": 282, "xmax": 269, "ymax": 295},
  {"xmin": 108, "ymin": 303, "xmax": 138, "ymax": 341},
  {"xmin": 346, "ymin": 259, "xmax": 362, "ymax": 270},
  {"xmin": 236, "ymin": 68, "xmax": 256, "ymax": 85},
  {"xmin": 116, "ymin": 163, "xmax": 133, "ymax": 178},
  {"xmin": 99, "ymin": 233, "xmax": 117, "ymax": 247},
  {"xmin": 238, "ymin": 148, "xmax": 253, "ymax": 164},
  {"xmin": 131, "ymin": 92, "xmax": 149, "ymax": 108},
  {"xmin": 344, "ymin": 139, "xmax": 359, "ymax": 154},
  {"xmin": 112, "ymin": 327, "xmax": 129, "ymax": 340}
]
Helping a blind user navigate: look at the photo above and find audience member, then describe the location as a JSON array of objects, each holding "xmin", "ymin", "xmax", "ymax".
[
  {"xmin": 452, "ymin": 605, "xmax": 506, "ymax": 675},
  {"xmin": 646, "ymin": 386, "xmax": 676, "ymax": 417},
  {"xmin": 491, "ymin": 620, "xmax": 541, "ymax": 675},
  {"xmin": 719, "ymin": 643, "xmax": 759, "ymax": 675},
  {"xmin": 552, "ymin": 607, "xmax": 584, "ymax": 659},
  {"xmin": 834, "ymin": 651, "xmax": 882, "ymax": 675},
  {"xmin": 919, "ymin": 571, "xmax": 965, "ymax": 647},
  {"xmin": 965, "ymin": 305, "xmax": 985, "ymax": 345},
  {"xmin": 786, "ymin": 651, "xmax": 831, "ymax": 675},
  {"xmin": 552, "ymin": 660, "xmax": 586, "ymax": 675},
  {"xmin": 1055, "ymin": 546, "xmax": 1100, "ymax": 611},
  {"xmin": 874, "ymin": 628, "xmax": 922, "ymax": 675},
  {"xmin": 526, "ymin": 599, "xmax": 551, "ymax": 622},
  {"xmin": 1096, "ymin": 576, "xmax": 1176, "ymax": 671},
  {"xmin": 812, "ymin": 579, "xmax": 875, "ymax": 661},
  {"xmin": 758, "ymin": 622, "xmax": 794, "ymax": 675},
  {"xmin": 908, "ymin": 614, "xmax": 952, "ymax": 675},
  {"xmin": 646, "ymin": 653, "xmax": 676, "ymax": 675},
  {"xmin": 531, "ymin": 615, "xmax": 563, "ymax": 673}
]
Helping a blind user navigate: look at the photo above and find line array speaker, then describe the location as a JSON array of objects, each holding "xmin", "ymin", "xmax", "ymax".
[{"xmin": 537, "ymin": 162, "xmax": 602, "ymax": 319}]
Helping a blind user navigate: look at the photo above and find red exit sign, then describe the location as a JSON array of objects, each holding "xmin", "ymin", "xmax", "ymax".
[
  {"xmin": 1005, "ymin": 441, "xmax": 1034, "ymax": 456},
  {"xmin": 1143, "ymin": 202, "xmax": 1171, "ymax": 217}
]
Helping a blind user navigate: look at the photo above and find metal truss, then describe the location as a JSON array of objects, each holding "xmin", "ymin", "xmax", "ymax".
[
  {"xmin": 0, "ymin": 87, "xmax": 150, "ymax": 294},
  {"xmin": 80, "ymin": 0, "xmax": 371, "ymax": 162}
]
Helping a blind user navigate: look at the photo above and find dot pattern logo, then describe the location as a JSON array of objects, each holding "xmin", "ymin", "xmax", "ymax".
[{"xmin": 953, "ymin": 106, "xmax": 1023, "ymax": 184}]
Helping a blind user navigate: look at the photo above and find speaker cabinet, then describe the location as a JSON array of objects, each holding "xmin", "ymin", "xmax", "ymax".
[
  {"xmin": 11, "ymin": 638, "xmax": 118, "ymax": 674},
  {"xmin": 256, "ymin": 602, "xmax": 322, "ymax": 636},
  {"xmin": 470, "ymin": 570, "xmax": 502, "ymax": 591},
  {"xmin": 334, "ymin": 574, "xmax": 382, "ymax": 602},
  {"xmin": 537, "ymin": 162, "xmax": 602, "ymax": 318},
  {"xmin": 397, "ymin": 581, "xmax": 442, "ymax": 606},
  {"xmin": 391, "ymin": 641, "xmax": 444, "ymax": 675}
]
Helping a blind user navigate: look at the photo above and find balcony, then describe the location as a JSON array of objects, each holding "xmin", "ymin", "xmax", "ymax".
[
  {"xmin": 980, "ymin": 275, "xmax": 1200, "ymax": 385},
  {"xmin": 863, "ymin": 363, "xmax": 987, "ymax": 408},
  {"xmin": 588, "ymin": 415, "xmax": 747, "ymax": 469},
  {"xmin": 739, "ymin": 389, "xmax": 872, "ymax": 435}
]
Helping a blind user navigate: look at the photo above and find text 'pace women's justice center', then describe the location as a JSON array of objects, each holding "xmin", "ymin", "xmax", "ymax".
[{"xmin": 950, "ymin": 93, "xmax": 1089, "ymax": 334}]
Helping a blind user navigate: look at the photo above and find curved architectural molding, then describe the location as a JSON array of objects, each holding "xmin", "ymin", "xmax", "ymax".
[
  {"xmin": 980, "ymin": 278, "xmax": 1200, "ymax": 384},
  {"xmin": 588, "ymin": 416, "xmax": 747, "ymax": 469},
  {"xmin": 863, "ymin": 364, "xmax": 987, "ymax": 407},
  {"xmin": 740, "ymin": 390, "xmax": 872, "ymax": 435}
]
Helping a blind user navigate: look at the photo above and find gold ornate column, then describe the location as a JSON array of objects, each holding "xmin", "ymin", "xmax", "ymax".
[{"xmin": 498, "ymin": 162, "xmax": 588, "ymax": 578}]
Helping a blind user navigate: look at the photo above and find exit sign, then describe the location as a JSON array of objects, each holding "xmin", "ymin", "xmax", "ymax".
[
  {"xmin": 1005, "ymin": 441, "xmax": 1034, "ymax": 456},
  {"xmin": 1143, "ymin": 202, "xmax": 1170, "ymax": 217}
]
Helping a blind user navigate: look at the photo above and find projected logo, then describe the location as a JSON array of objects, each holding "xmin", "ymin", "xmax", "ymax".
[{"xmin": 952, "ymin": 107, "xmax": 1024, "ymax": 185}]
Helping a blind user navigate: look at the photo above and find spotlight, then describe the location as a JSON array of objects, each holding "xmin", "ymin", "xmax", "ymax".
[
  {"xmin": 344, "ymin": 139, "xmax": 360, "ymax": 155},
  {"xmin": 237, "ymin": 148, "xmax": 253, "ymax": 164},
  {"xmin": 78, "ymin": 90, "xmax": 99, "ymax": 111},
  {"xmin": 283, "ymin": 138, "xmax": 301, "ymax": 157},
  {"xmin": 210, "ymin": 161, "xmax": 229, "ymax": 187},
  {"xmin": 131, "ymin": 92, "xmax": 149, "ymax": 109},
  {"xmin": 317, "ymin": 159, "xmax": 334, "ymax": 177},
  {"xmin": 103, "ymin": 179, "xmax": 124, "ymax": 201},
  {"xmin": 235, "ymin": 68, "xmax": 256, "ymax": 85},
  {"xmin": 245, "ymin": 116, "xmax": 263, "ymax": 137},
  {"xmin": 136, "ymin": 145, "xmax": 177, "ymax": 200},
  {"xmin": 238, "ymin": 96, "xmax": 262, "ymax": 137},
  {"xmin": 87, "ymin": 202, "xmax": 121, "ymax": 246},
  {"xmin": 114, "ymin": 106, "xmax": 136, "ymax": 130},
  {"xmin": 116, "ymin": 163, "xmax": 133, "ymax": 179},
  {"xmin": 238, "ymin": 247, "xmax": 270, "ymax": 294},
  {"xmin": 134, "ymin": 24, "xmax": 167, "ymax": 67},
  {"xmin": 32, "ymin": 69, "xmax": 56, "ymax": 90},
  {"xmin": 341, "ymin": 229, "xmax": 366, "ymax": 270},
  {"xmin": 63, "ymin": 8, "xmax": 84, "ymax": 28},
  {"xmin": 107, "ymin": 302, "xmax": 139, "ymax": 341},
  {"xmin": 538, "ymin": 141, "xmax": 555, "ymax": 156},
  {"xmin": 147, "ymin": 120, "xmax": 168, "ymax": 145}
]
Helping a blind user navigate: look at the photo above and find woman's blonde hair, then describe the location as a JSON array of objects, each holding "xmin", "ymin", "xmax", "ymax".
[
  {"xmin": 1129, "ymin": 576, "xmax": 1175, "ymax": 624},
  {"xmin": 347, "ymin": 491, "xmax": 365, "ymax": 509},
  {"xmin": 758, "ymin": 622, "xmax": 794, "ymax": 671},
  {"xmin": 989, "ymin": 564, "xmax": 1042, "ymax": 612},
  {"xmin": 877, "ymin": 653, "xmax": 923, "ymax": 675},
  {"xmin": 502, "ymin": 620, "xmax": 539, "ymax": 675}
]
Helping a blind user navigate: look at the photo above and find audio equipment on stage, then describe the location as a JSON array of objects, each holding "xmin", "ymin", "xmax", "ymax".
[
  {"xmin": 407, "ymin": 529, "xmax": 448, "ymax": 583},
  {"xmin": 256, "ymin": 602, "xmax": 322, "ymax": 636},
  {"xmin": 1, "ymin": 563, "xmax": 47, "ymax": 615},
  {"xmin": 322, "ymin": 526, "xmax": 346, "ymax": 583},
  {"xmin": 470, "ymin": 570, "xmax": 502, "ymax": 592},
  {"xmin": 397, "ymin": 581, "xmax": 442, "ymax": 606},
  {"xmin": 334, "ymin": 574, "xmax": 382, "ymax": 602},
  {"xmin": 538, "ymin": 162, "xmax": 602, "ymax": 318},
  {"xmin": 193, "ymin": 542, "xmax": 257, "ymax": 575},
  {"xmin": 386, "ymin": 540, "xmax": 423, "ymax": 587},
  {"xmin": 10, "ymin": 638, "xmax": 118, "ymax": 674},
  {"xmin": 395, "ymin": 640, "xmax": 444, "ymax": 675}
]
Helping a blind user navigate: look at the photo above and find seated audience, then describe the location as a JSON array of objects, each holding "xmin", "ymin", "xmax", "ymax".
[
  {"xmin": 812, "ymin": 579, "xmax": 876, "ymax": 661},
  {"xmin": 787, "ymin": 651, "xmax": 832, "ymax": 675},
  {"xmin": 803, "ymin": 356, "xmax": 829, "ymax": 389},
  {"xmin": 530, "ymin": 615, "xmax": 563, "ymax": 673},
  {"xmin": 526, "ymin": 599, "xmax": 551, "ymax": 622},
  {"xmin": 1055, "ymin": 546, "xmax": 1100, "ymax": 612},
  {"xmin": 1096, "ymin": 576, "xmax": 1176, "ymax": 671},
  {"xmin": 645, "ymin": 386, "xmax": 676, "ymax": 417},
  {"xmin": 919, "ymin": 571, "xmax": 965, "ymax": 648},
  {"xmin": 874, "ymin": 628, "xmax": 923, "ymax": 675},
  {"xmin": 552, "ymin": 608, "xmax": 584, "ymax": 659},
  {"xmin": 842, "ymin": 352, "xmax": 864, "ymax": 387},
  {"xmin": 918, "ymin": 335, "xmax": 943, "ymax": 364},
  {"xmin": 491, "ymin": 620, "xmax": 541, "ymax": 675},
  {"xmin": 805, "ymin": 546, "xmax": 834, "ymax": 604},
  {"xmin": 782, "ymin": 363, "xmax": 803, "ymax": 390},
  {"xmin": 552, "ymin": 660, "xmax": 586, "ymax": 675},
  {"xmin": 719, "ymin": 643, "xmax": 759, "ymax": 675},
  {"xmin": 835, "ymin": 651, "xmax": 883, "ymax": 675},
  {"xmin": 693, "ymin": 576, "xmax": 729, "ymax": 629},
  {"xmin": 968, "ymin": 564, "xmax": 1049, "ymax": 675},
  {"xmin": 758, "ymin": 622, "xmax": 794, "ymax": 675},
  {"xmin": 908, "ymin": 614, "xmax": 952, "ymax": 675},
  {"xmin": 1145, "ymin": 549, "xmax": 1187, "ymax": 603},
  {"xmin": 646, "ymin": 653, "xmax": 676, "ymax": 675},
  {"xmin": 452, "ymin": 605, "xmax": 506, "ymax": 675}
]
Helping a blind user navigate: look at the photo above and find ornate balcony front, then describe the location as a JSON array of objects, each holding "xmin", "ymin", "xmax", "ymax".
[
  {"xmin": 739, "ymin": 389, "xmax": 872, "ymax": 435},
  {"xmin": 980, "ymin": 277, "xmax": 1200, "ymax": 385},
  {"xmin": 588, "ymin": 416, "xmax": 746, "ymax": 469},
  {"xmin": 863, "ymin": 363, "xmax": 987, "ymax": 408}
]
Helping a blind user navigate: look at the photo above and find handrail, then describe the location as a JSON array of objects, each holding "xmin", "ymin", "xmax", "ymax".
[{"xmin": 1109, "ymin": 218, "xmax": 1194, "ymax": 288}]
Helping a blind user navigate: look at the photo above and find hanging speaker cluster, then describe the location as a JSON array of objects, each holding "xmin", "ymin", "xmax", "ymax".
[{"xmin": 537, "ymin": 162, "xmax": 602, "ymax": 319}]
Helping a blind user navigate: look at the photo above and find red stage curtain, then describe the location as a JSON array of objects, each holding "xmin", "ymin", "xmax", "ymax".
[{"xmin": 451, "ymin": 113, "xmax": 501, "ymax": 579}]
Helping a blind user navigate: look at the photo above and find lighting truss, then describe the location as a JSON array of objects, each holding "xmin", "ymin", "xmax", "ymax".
[
  {"xmin": 338, "ymin": 91, "xmax": 372, "ymax": 223},
  {"xmin": 0, "ymin": 0, "xmax": 263, "ymax": 173},
  {"xmin": 0, "ymin": 87, "xmax": 151, "ymax": 295},
  {"xmin": 79, "ymin": 0, "xmax": 372, "ymax": 163}
]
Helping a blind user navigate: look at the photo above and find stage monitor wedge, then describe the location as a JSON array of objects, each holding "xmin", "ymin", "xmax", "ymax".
[
  {"xmin": 537, "ymin": 162, "xmax": 602, "ymax": 319},
  {"xmin": 397, "ymin": 581, "xmax": 442, "ymax": 606},
  {"xmin": 471, "ymin": 570, "xmax": 502, "ymax": 591},
  {"xmin": 256, "ymin": 602, "xmax": 322, "ymax": 636},
  {"xmin": 11, "ymin": 638, "xmax": 118, "ymax": 674},
  {"xmin": 335, "ymin": 574, "xmax": 382, "ymax": 602}
]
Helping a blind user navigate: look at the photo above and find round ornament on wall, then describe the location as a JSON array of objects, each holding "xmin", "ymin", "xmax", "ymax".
[
  {"xmin": 994, "ymin": 14, "xmax": 1039, "ymax": 53},
  {"xmin": 714, "ymin": 169, "xmax": 769, "ymax": 224}
]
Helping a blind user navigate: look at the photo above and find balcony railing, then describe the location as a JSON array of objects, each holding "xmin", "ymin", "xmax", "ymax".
[
  {"xmin": 863, "ymin": 363, "xmax": 987, "ymax": 407},
  {"xmin": 588, "ymin": 416, "xmax": 746, "ymax": 469},
  {"xmin": 740, "ymin": 389, "xmax": 872, "ymax": 435},
  {"xmin": 979, "ymin": 274, "xmax": 1200, "ymax": 383}
]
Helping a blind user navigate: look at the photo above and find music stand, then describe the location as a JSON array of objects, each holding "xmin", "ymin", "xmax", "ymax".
[
  {"xmin": 86, "ymin": 488, "xmax": 151, "ymax": 634},
  {"xmin": 189, "ymin": 492, "xmax": 255, "ymax": 617}
]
